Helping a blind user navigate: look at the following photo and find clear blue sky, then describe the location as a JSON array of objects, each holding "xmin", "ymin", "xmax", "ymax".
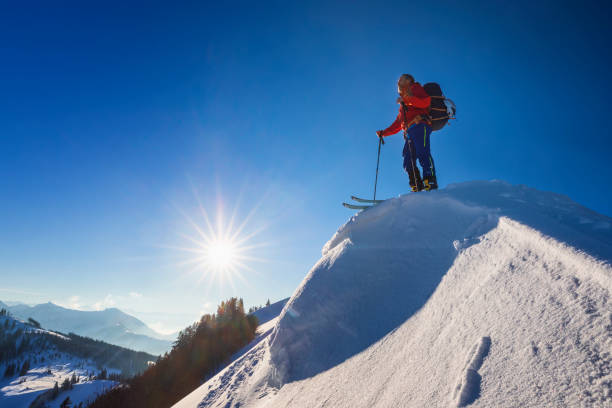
[{"xmin": 1, "ymin": 1, "xmax": 610, "ymax": 333}]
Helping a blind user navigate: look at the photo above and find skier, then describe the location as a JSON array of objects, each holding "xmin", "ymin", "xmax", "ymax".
[{"xmin": 376, "ymin": 74, "xmax": 437, "ymax": 192}]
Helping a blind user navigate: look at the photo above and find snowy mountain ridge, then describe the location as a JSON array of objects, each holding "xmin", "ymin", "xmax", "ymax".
[
  {"xmin": 3, "ymin": 301, "xmax": 174, "ymax": 355},
  {"xmin": 174, "ymin": 180, "xmax": 611, "ymax": 408}
]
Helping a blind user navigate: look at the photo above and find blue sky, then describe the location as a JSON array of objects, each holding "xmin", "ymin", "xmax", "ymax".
[{"xmin": 1, "ymin": 1, "xmax": 610, "ymax": 333}]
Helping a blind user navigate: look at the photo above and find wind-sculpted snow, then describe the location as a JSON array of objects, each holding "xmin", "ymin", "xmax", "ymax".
[
  {"xmin": 269, "ymin": 194, "xmax": 497, "ymax": 384},
  {"xmin": 174, "ymin": 181, "xmax": 612, "ymax": 408}
]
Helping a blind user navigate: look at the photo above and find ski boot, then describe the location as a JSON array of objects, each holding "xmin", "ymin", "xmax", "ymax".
[
  {"xmin": 410, "ymin": 175, "xmax": 424, "ymax": 192},
  {"xmin": 423, "ymin": 174, "xmax": 438, "ymax": 191}
]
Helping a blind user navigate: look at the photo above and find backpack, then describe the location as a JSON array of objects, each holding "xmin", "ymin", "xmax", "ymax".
[{"xmin": 423, "ymin": 82, "xmax": 456, "ymax": 131}]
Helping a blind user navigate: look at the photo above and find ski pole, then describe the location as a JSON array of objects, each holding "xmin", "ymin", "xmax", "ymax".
[{"xmin": 373, "ymin": 136, "xmax": 382, "ymax": 201}]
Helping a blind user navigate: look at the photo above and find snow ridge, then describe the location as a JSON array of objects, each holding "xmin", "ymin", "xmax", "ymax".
[{"xmin": 174, "ymin": 181, "xmax": 612, "ymax": 408}]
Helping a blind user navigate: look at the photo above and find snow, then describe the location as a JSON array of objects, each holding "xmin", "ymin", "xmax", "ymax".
[
  {"xmin": 253, "ymin": 298, "xmax": 289, "ymax": 325},
  {"xmin": 0, "ymin": 355, "xmax": 117, "ymax": 408},
  {"xmin": 46, "ymin": 380, "xmax": 117, "ymax": 408},
  {"xmin": 174, "ymin": 316, "xmax": 282, "ymax": 408},
  {"xmin": 174, "ymin": 181, "xmax": 610, "ymax": 407},
  {"xmin": 0, "ymin": 315, "xmax": 121, "ymax": 407}
]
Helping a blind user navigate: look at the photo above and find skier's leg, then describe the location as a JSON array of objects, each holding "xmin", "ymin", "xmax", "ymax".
[
  {"xmin": 402, "ymin": 137, "xmax": 423, "ymax": 191},
  {"xmin": 412, "ymin": 124, "xmax": 437, "ymax": 190}
]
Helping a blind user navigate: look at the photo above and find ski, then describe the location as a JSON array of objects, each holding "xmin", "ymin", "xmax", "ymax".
[
  {"xmin": 342, "ymin": 202, "xmax": 373, "ymax": 210},
  {"xmin": 350, "ymin": 196, "xmax": 386, "ymax": 204}
]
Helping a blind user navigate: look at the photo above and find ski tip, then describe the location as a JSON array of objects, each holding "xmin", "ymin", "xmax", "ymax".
[
  {"xmin": 342, "ymin": 202, "xmax": 371, "ymax": 210},
  {"xmin": 350, "ymin": 196, "xmax": 385, "ymax": 204}
]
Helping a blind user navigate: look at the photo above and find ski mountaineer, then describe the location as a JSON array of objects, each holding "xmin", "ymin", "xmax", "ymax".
[{"xmin": 376, "ymin": 74, "xmax": 437, "ymax": 192}]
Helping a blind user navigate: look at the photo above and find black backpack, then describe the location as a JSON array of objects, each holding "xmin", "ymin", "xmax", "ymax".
[{"xmin": 423, "ymin": 82, "xmax": 456, "ymax": 131}]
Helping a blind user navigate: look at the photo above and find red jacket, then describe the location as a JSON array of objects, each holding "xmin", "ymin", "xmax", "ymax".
[{"xmin": 380, "ymin": 82, "xmax": 431, "ymax": 137}]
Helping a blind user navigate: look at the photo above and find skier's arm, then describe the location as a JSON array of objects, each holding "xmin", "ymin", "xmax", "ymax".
[{"xmin": 380, "ymin": 111, "xmax": 402, "ymax": 137}]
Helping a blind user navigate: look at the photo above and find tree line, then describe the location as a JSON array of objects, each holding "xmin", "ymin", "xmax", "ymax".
[{"xmin": 87, "ymin": 297, "xmax": 258, "ymax": 408}]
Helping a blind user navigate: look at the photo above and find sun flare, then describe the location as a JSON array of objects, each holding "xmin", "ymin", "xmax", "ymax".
[
  {"xmin": 172, "ymin": 195, "xmax": 268, "ymax": 290},
  {"xmin": 206, "ymin": 239, "xmax": 237, "ymax": 269}
]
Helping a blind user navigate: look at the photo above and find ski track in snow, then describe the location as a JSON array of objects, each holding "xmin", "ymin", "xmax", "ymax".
[
  {"xmin": 454, "ymin": 336, "xmax": 491, "ymax": 407},
  {"xmin": 173, "ymin": 181, "xmax": 612, "ymax": 408}
]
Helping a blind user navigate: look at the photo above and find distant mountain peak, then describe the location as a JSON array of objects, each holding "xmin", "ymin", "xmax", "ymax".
[{"xmin": 6, "ymin": 300, "xmax": 174, "ymax": 355}]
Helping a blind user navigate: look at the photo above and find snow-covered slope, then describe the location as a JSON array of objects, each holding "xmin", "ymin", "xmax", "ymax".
[
  {"xmin": 174, "ymin": 181, "xmax": 612, "ymax": 408},
  {"xmin": 5, "ymin": 302, "xmax": 173, "ymax": 355},
  {"xmin": 252, "ymin": 298, "xmax": 289, "ymax": 325},
  {"xmin": 0, "ymin": 313, "xmax": 153, "ymax": 408}
]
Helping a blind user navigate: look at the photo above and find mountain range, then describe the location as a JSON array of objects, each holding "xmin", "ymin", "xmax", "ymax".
[{"xmin": 0, "ymin": 301, "xmax": 174, "ymax": 356}]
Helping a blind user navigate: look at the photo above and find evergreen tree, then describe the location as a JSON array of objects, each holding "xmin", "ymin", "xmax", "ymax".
[
  {"xmin": 52, "ymin": 381, "xmax": 59, "ymax": 398},
  {"xmin": 60, "ymin": 396, "xmax": 72, "ymax": 408},
  {"xmin": 27, "ymin": 317, "xmax": 41, "ymax": 329},
  {"xmin": 4, "ymin": 363, "xmax": 15, "ymax": 377},
  {"xmin": 19, "ymin": 359, "xmax": 30, "ymax": 376},
  {"xmin": 266, "ymin": 298, "xmax": 271, "ymax": 307}
]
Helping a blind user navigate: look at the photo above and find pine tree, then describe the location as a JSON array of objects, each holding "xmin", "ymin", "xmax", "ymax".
[
  {"xmin": 4, "ymin": 363, "xmax": 15, "ymax": 378},
  {"xmin": 52, "ymin": 381, "xmax": 59, "ymax": 398},
  {"xmin": 266, "ymin": 299, "xmax": 271, "ymax": 307},
  {"xmin": 27, "ymin": 317, "xmax": 41, "ymax": 328},
  {"xmin": 60, "ymin": 396, "xmax": 72, "ymax": 408},
  {"xmin": 19, "ymin": 359, "xmax": 30, "ymax": 376},
  {"xmin": 61, "ymin": 377, "xmax": 71, "ymax": 391}
]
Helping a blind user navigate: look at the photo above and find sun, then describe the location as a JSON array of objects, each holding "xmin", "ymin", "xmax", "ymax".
[
  {"xmin": 206, "ymin": 239, "xmax": 237, "ymax": 269},
  {"xmin": 172, "ymin": 194, "xmax": 268, "ymax": 290}
]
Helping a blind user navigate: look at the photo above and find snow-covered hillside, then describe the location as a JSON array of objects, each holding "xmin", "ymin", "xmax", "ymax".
[
  {"xmin": 173, "ymin": 181, "xmax": 612, "ymax": 408},
  {"xmin": 0, "ymin": 313, "xmax": 153, "ymax": 407}
]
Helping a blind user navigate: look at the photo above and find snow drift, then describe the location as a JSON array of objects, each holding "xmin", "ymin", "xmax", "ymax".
[{"xmin": 174, "ymin": 181, "xmax": 612, "ymax": 408}]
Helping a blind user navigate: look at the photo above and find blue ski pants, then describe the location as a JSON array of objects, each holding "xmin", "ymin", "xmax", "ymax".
[{"xmin": 402, "ymin": 123, "xmax": 435, "ymax": 179}]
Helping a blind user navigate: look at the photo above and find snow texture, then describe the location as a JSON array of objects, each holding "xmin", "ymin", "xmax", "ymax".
[{"xmin": 174, "ymin": 181, "xmax": 612, "ymax": 408}]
